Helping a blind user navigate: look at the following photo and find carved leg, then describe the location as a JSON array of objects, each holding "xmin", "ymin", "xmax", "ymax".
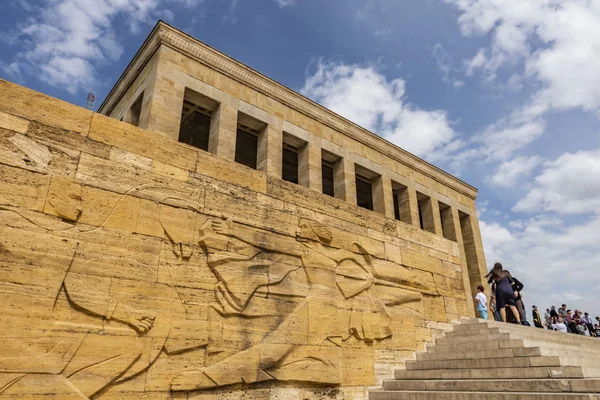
[
  {"xmin": 171, "ymin": 343, "xmax": 293, "ymax": 391},
  {"xmin": 62, "ymin": 335, "xmax": 142, "ymax": 398}
]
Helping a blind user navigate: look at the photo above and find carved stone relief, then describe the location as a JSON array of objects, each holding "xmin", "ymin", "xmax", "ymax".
[{"xmin": 0, "ymin": 176, "xmax": 430, "ymax": 398}]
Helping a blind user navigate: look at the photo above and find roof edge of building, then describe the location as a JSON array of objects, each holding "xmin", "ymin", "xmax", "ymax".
[{"xmin": 99, "ymin": 20, "xmax": 479, "ymax": 200}]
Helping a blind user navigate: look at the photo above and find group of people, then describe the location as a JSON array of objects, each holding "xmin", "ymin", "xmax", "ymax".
[
  {"xmin": 474, "ymin": 263, "xmax": 600, "ymax": 337},
  {"xmin": 542, "ymin": 305, "xmax": 600, "ymax": 336}
]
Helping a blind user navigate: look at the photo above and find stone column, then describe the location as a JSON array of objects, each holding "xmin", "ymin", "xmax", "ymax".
[
  {"xmin": 451, "ymin": 207, "xmax": 475, "ymax": 317},
  {"xmin": 257, "ymin": 120, "xmax": 283, "ymax": 178},
  {"xmin": 334, "ymin": 157, "xmax": 356, "ymax": 204},
  {"xmin": 208, "ymin": 103, "xmax": 237, "ymax": 161},
  {"xmin": 372, "ymin": 175, "xmax": 388, "ymax": 216},
  {"xmin": 430, "ymin": 197, "xmax": 443, "ymax": 236},
  {"xmin": 144, "ymin": 74, "xmax": 185, "ymax": 141},
  {"xmin": 142, "ymin": 48, "xmax": 186, "ymax": 140},
  {"xmin": 298, "ymin": 144, "xmax": 322, "ymax": 191},
  {"xmin": 381, "ymin": 175, "xmax": 395, "ymax": 219},
  {"xmin": 404, "ymin": 186, "xmax": 421, "ymax": 228},
  {"xmin": 464, "ymin": 210, "xmax": 489, "ymax": 294}
]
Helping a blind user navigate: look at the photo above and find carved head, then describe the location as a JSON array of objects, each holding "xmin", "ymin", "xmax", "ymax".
[
  {"xmin": 297, "ymin": 218, "xmax": 332, "ymax": 244},
  {"xmin": 47, "ymin": 177, "xmax": 83, "ymax": 222}
]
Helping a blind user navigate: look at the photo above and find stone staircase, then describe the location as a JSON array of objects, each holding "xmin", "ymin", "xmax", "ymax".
[{"xmin": 371, "ymin": 318, "xmax": 600, "ymax": 399}]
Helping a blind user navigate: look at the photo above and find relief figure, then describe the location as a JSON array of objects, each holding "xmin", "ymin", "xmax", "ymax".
[
  {"xmin": 172, "ymin": 217, "xmax": 423, "ymax": 391},
  {"xmin": 0, "ymin": 178, "xmax": 204, "ymax": 398}
]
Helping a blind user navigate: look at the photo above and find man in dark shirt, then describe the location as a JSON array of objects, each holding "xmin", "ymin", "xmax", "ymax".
[{"xmin": 510, "ymin": 276, "xmax": 527, "ymax": 323}]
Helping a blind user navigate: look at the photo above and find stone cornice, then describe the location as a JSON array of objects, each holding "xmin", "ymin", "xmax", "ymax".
[{"xmin": 99, "ymin": 21, "xmax": 478, "ymax": 200}]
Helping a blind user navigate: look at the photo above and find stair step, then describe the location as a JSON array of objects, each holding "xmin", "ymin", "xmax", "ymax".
[
  {"xmin": 436, "ymin": 333, "xmax": 512, "ymax": 345},
  {"xmin": 443, "ymin": 328, "xmax": 502, "ymax": 338},
  {"xmin": 417, "ymin": 347, "xmax": 538, "ymax": 361},
  {"xmin": 427, "ymin": 339, "xmax": 525, "ymax": 352},
  {"xmin": 382, "ymin": 379, "xmax": 600, "ymax": 393},
  {"xmin": 370, "ymin": 390, "xmax": 600, "ymax": 400},
  {"xmin": 406, "ymin": 356, "xmax": 561, "ymax": 370},
  {"xmin": 394, "ymin": 366, "xmax": 588, "ymax": 380},
  {"xmin": 455, "ymin": 320, "xmax": 600, "ymax": 350}
]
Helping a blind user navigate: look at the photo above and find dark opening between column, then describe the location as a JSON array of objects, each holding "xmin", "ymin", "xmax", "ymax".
[
  {"xmin": 321, "ymin": 149, "xmax": 340, "ymax": 198},
  {"xmin": 417, "ymin": 191, "xmax": 435, "ymax": 233},
  {"xmin": 356, "ymin": 176, "xmax": 374, "ymax": 211},
  {"xmin": 235, "ymin": 112, "xmax": 266, "ymax": 170},
  {"xmin": 282, "ymin": 132, "xmax": 306, "ymax": 185},
  {"xmin": 391, "ymin": 181, "xmax": 412, "ymax": 225},
  {"xmin": 178, "ymin": 88, "xmax": 219, "ymax": 151},
  {"xmin": 393, "ymin": 192, "xmax": 400, "ymax": 220},
  {"xmin": 235, "ymin": 129, "xmax": 259, "ymax": 169},
  {"xmin": 282, "ymin": 146, "xmax": 299, "ymax": 184},
  {"xmin": 129, "ymin": 92, "xmax": 144, "ymax": 127}
]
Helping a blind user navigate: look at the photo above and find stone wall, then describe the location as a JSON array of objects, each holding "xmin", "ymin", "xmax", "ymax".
[{"xmin": 1, "ymin": 79, "xmax": 467, "ymax": 399}]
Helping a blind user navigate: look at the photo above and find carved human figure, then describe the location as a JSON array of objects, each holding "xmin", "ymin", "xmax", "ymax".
[
  {"xmin": 172, "ymin": 217, "xmax": 422, "ymax": 391},
  {"xmin": 0, "ymin": 178, "xmax": 198, "ymax": 399}
]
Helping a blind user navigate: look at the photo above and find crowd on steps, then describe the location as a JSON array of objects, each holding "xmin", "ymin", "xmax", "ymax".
[{"xmin": 475, "ymin": 262, "xmax": 600, "ymax": 337}]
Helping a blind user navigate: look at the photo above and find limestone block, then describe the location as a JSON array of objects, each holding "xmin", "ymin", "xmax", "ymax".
[
  {"xmin": 433, "ymin": 271, "xmax": 466, "ymax": 300},
  {"xmin": 422, "ymin": 295, "xmax": 448, "ymax": 323},
  {"xmin": 401, "ymin": 248, "xmax": 443, "ymax": 276},
  {"xmin": 341, "ymin": 347, "xmax": 375, "ymax": 386},
  {"xmin": 89, "ymin": 113, "xmax": 197, "ymax": 171},
  {"xmin": 0, "ymin": 79, "xmax": 93, "ymax": 135},
  {"xmin": 75, "ymin": 153, "xmax": 204, "ymax": 209},
  {"xmin": 110, "ymin": 147, "xmax": 152, "ymax": 171},
  {"xmin": 195, "ymin": 149, "xmax": 267, "ymax": 193},
  {"xmin": 0, "ymin": 111, "xmax": 29, "ymax": 134},
  {"xmin": 27, "ymin": 121, "xmax": 110, "ymax": 159},
  {"xmin": 444, "ymin": 296, "xmax": 469, "ymax": 316},
  {"xmin": 0, "ymin": 166, "xmax": 46, "ymax": 212},
  {"xmin": 203, "ymin": 189, "xmax": 298, "ymax": 237},
  {"xmin": 0, "ymin": 127, "xmax": 80, "ymax": 179},
  {"xmin": 152, "ymin": 160, "xmax": 190, "ymax": 181}
]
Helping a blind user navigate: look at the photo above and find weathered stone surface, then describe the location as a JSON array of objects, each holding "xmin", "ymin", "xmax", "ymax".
[{"xmin": 0, "ymin": 79, "xmax": 93, "ymax": 135}]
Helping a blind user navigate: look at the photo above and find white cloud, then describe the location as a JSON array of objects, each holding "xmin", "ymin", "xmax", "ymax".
[
  {"xmin": 491, "ymin": 155, "xmax": 543, "ymax": 187},
  {"xmin": 479, "ymin": 120, "xmax": 546, "ymax": 162},
  {"xmin": 432, "ymin": 43, "xmax": 465, "ymax": 89},
  {"xmin": 301, "ymin": 60, "xmax": 457, "ymax": 157},
  {"xmin": 1, "ymin": 0, "xmax": 201, "ymax": 93},
  {"xmin": 446, "ymin": 0, "xmax": 600, "ymax": 114},
  {"xmin": 514, "ymin": 149, "xmax": 600, "ymax": 214},
  {"xmin": 274, "ymin": 0, "xmax": 295, "ymax": 8}
]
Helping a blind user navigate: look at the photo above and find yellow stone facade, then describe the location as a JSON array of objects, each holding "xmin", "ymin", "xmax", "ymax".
[{"xmin": 0, "ymin": 21, "xmax": 486, "ymax": 400}]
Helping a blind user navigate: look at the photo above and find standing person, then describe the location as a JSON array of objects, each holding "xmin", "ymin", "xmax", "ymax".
[
  {"xmin": 550, "ymin": 306, "xmax": 558, "ymax": 319},
  {"xmin": 583, "ymin": 313, "xmax": 595, "ymax": 335},
  {"xmin": 489, "ymin": 297, "xmax": 502, "ymax": 321},
  {"xmin": 532, "ymin": 306, "xmax": 543, "ymax": 328},
  {"xmin": 485, "ymin": 263, "xmax": 521, "ymax": 324},
  {"xmin": 475, "ymin": 286, "xmax": 488, "ymax": 319},
  {"xmin": 558, "ymin": 305, "xmax": 570, "ymax": 332},
  {"xmin": 510, "ymin": 275, "xmax": 526, "ymax": 323},
  {"xmin": 544, "ymin": 309, "xmax": 552, "ymax": 328}
]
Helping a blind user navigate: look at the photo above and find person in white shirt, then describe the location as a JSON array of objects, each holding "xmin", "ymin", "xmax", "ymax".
[
  {"xmin": 552, "ymin": 317, "xmax": 568, "ymax": 333},
  {"xmin": 475, "ymin": 285, "xmax": 488, "ymax": 320}
]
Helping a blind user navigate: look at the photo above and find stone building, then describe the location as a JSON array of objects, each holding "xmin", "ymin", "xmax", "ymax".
[{"xmin": 0, "ymin": 21, "xmax": 486, "ymax": 400}]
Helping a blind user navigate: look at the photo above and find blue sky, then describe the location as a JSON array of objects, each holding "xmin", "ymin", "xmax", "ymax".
[{"xmin": 1, "ymin": 0, "xmax": 599, "ymax": 320}]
